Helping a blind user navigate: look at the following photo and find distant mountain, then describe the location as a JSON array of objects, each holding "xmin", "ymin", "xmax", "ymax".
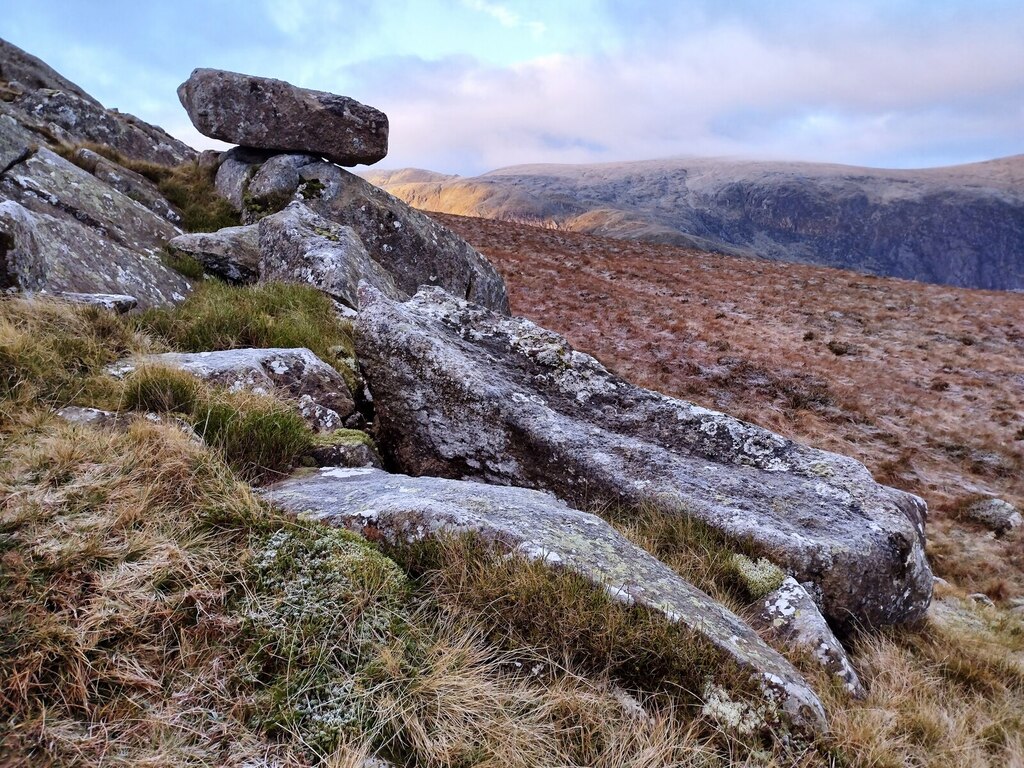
[{"xmin": 365, "ymin": 156, "xmax": 1024, "ymax": 290}]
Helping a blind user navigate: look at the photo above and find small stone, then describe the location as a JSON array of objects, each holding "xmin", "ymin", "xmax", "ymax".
[
  {"xmin": 960, "ymin": 497, "xmax": 1023, "ymax": 537},
  {"xmin": 56, "ymin": 292, "xmax": 138, "ymax": 313},
  {"xmin": 968, "ymin": 593, "xmax": 996, "ymax": 608}
]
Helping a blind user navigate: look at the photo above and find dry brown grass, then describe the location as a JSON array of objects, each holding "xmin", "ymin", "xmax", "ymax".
[{"xmin": 434, "ymin": 212, "xmax": 1024, "ymax": 600}]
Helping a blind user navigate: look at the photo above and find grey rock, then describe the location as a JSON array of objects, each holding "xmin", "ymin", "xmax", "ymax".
[
  {"xmin": 355, "ymin": 286, "xmax": 933, "ymax": 629},
  {"xmin": 244, "ymin": 152, "xmax": 319, "ymax": 221},
  {"xmin": 0, "ymin": 112, "xmax": 35, "ymax": 172},
  {"xmin": 0, "ymin": 38, "xmax": 99, "ymax": 105},
  {"xmin": 56, "ymin": 291, "xmax": 138, "ymax": 313},
  {"xmin": 55, "ymin": 405, "xmax": 119, "ymax": 427},
  {"xmin": 968, "ymin": 593, "xmax": 996, "ymax": 608},
  {"xmin": 2, "ymin": 146, "xmax": 181, "ymax": 260},
  {"xmin": 0, "ymin": 199, "xmax": 190, "ymax": 308},
  {"xmin": 107, "ymin": 348, "xmax": 354, "ymax": 432},
  {"xmin": 178, "ymin": 68, "xmax": 388, "ymax": 167},
  {"xmin": 167, "ymin": 225, "xmax": 261, "ymax": 284},
  {"xmin": 961, "ymin": 497, "xmax": 1022, "ymax": 537},
  {"xmin": 751, "ymin": 577, "xmax": 865, "ymax": 699},
  {"xmin": 55, "ymin": 405, "xmax": 200, "ymax": 441},
  {"xmin": 72, "ymin": 147, "xmax": 181, "ymax": 224},
  {"xmin": 212, "ymin": 152, "xmax": 510, "ymax": 313},
  {"xmin": 257, "ymin": 201, "xmax": 402, "ymax": 308},
  {"xmin": 262, "ymin": 466, "xmax": 827, "ymax": 735},
  {"xmin": 308, "ymin": 432, "xmax": 383, "ymax": 469}
]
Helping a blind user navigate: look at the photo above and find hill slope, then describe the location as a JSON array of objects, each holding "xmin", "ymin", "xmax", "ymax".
[{"xmin": 366, "ymin": 156, "xmax": 1024, "ymax": 290}]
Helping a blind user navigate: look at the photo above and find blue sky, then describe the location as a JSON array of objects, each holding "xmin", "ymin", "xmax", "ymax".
[{"xmin": 4, "ymin": 1, "xmax": 1023, "ymax": 175}]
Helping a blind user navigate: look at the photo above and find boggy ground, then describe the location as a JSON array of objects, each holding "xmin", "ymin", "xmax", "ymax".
[{"xmin": 433, "ymin": 212, "xmax": 1024, "ymax": 601}]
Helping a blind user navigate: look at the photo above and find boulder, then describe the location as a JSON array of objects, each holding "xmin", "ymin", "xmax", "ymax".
[
  {"xmin": 960, "ymin": 497, "xmax": 1022, "ymax": 537},
  {"xmin": 262, "ymin": 466, "xmax": 827, "ymax": 735},
  {"xmin": 751, "ymin": 578, "xmax": 865, "ymax": 698},
  {"xmin": 354, "ymin": 285, "xmax": 933, "ymax": 629},
  {"xmin": 167, "ymin": 225, "xmax": 261, "ymax": 284},
  {"xmin": 213, "ymin": 151, "xmax": 510, "ymax": 313},
  {"xmin": 257, "ymin": 201, "xmax": 402, "ymax": 308},
  {"xmin": 0, "ymin": 199, "xmax": 190, "ymax": 308},
  {"xmin": 72, "ymin": 147, "xmax": 181, "ymax": 224},
  {"xmin": 56, "ymin": 292, "xmax": 138, "ymax": 313},
  {"xmin": 177, "ymin": 68, "xmax": 388, "ymax": 167},
  {"xmin": 307, "ymin": 429, "xmax": 383, "ymax": 469},
  {"xmin": 107, "ymin": 348, "xmax": 355, "ymax": 432},
  {"xmin": 244, "ymin": 152, "xmax": 320, "ymax": 219}
]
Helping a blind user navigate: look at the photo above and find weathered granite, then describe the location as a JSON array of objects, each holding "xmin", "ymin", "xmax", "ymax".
[
  {"xmin": 355, "ymin": 285, "xmax": 933, "ymax": 630},
  {"xmin": 72, "ymin": 147, "xmax": 181, "ymax": 224},
  {"xmin": 167, "ymin": 224, "xmax": 260, "ymax": 284},
  {"xmin": 178, "ymin": 68, "xmax": 388, "ymax": 166},
  {"xmin": 262, "ymin": 466, "xmax": 827, "ymax": 735},
  {"xmin": 751, "ymin": 577, "xmax": 865, "ymax": 698},
  {"xmin": 107, "ymin": 348, "xmax": 355, "ymax": 431},
  {"xmin": 257, "ymin": 201, "xmax": 402, "ymax": 308}
]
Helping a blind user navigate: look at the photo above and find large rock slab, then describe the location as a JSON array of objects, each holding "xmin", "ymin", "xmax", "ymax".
[
  {"xmin": 108, "ymin": 348, "xmax": 355, "ymax": 431},
  {"xmin": 355, "ymin": 286, "xmax": 933, "ymax": 629},
  {"xmin": 257, "ymin": 201, "xmax": 402, "ymax": 308},
  {"xmin": 214, "ymin": 152, "xmax": 510, "ymax": 313},
  {"xmin": 178, "ymin": 69, "xmax": 388, "ymax": 167},
  {"xmin": 262, "ymin": 465, "xmax": 827, "ymax": 735},
  {"xmin": 72, "ymin": 147, "xmax": 181, "ymax": 224}
]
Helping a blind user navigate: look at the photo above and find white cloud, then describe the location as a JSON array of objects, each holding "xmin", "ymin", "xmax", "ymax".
[{"xmin": 462, "ymin": 0, "xmax": 546, "ymax": 36}]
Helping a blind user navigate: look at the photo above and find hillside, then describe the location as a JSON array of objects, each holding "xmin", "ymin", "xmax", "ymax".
[
  {"xmin": 431, "ymin": 211, "xmax": 1024, "ymax": 598},
  {"xmin": 365, "ymin": 155, "xmax": 1024, "ymax": 290}
]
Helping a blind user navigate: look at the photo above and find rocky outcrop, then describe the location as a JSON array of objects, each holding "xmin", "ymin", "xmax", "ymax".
[
  {"xmin": 262, "ymin": 465, "xmax": 827, "ymax": 735},
  {"xmin": 178, "ymin": 69, "xmax": 388, "ymax": 167},
  {"xmin": 0, "ymin": 139, "xmax": 190, "ymax": 307},
  {"xmin": 213, "ymin": 152, "xmax": 511, "ymax": 313},
  {"xmin": 751, "ymin": 578, "xmax": 864, "ymax": 698},
  {"xmin": 366, "ymin": 155, "xmax": 1024, "ymax": 291},
  {"xmin": 72, "ymin": 147, "xmax": 181, "ymax": 224},
  {"xmin": 257, "ymin": 202, "xmax": 402, "ymax": 308},
  {"xmin": 167, "ymin": 225, "xmax": 261, "ymax": 284},
  {"xmin": 1, "ymin": 38, "xmax": 195, "ymax": 167},
  {"xmin": 355, "ymin": 285, "xmax": 933, "ymax": 629},
  {"xmin": 108, "ymin": 348, "xmax": 356, "ymax": 431}
]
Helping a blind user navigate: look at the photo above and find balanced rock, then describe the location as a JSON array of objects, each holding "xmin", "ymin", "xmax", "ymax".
[
  {"xmin": 355, "ymin": 285, "xmax": 933, "ymax": 629},
  {"xmin": 262, "ymin": 466, "xmax": 827, "ymax": 735},
  {"xmin": 177, "ymin": 68, "xmax": 388, "ymax": 167},
  {"xmin": 751, "ymin": 577, "xmax": 865, "ymax": 698},
  {"xmin": 108, "ymin": 348, "xmax": 355, "ymax": 431},
  {"xmin": 213, "ymin": 152, "xmax": 511, "ymax": 314}
]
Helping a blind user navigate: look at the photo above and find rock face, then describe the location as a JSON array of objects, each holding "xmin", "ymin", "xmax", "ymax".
[
  {"xmin": 72, "ymin": 147, "xmax": 181, "ymax": 224},
  {"xmin": 1, "ymin": 38, "xmax": 195, "ymax": 167},
  {"xmin": 262, "ymin": 466, "xmax": 827, "ymax": 734},
  {"xmin": 108, "ymin": 348, "xmax": 355, "ymax": 431},
  {"xmin": 0, "ymin": 142, "xmax": 190, "ymax": 308},
  {"xmin": 257, "ymin": 202, "xmax": 402, "ymax": 308},
  {"xmin": 355, "ymin": 285, "xmax": 933, "ymax": 629},
  {"xmin": 751, "ymin": 578, "xmax": 865, "ymax": 698},
  {"xmin": 213, "ymin": 152, "xmax": 510, "ymax": 313},
  {"xmin": 178, "ymin": 68, "xmax": 388, "ymax": 167},
  {"xmin": 366, "ymin": 155, "xmax": 1024, "ymax": 291},
  {"xmin": 167, "ymin": 225, "xmax": 261, "ymax": 284}
]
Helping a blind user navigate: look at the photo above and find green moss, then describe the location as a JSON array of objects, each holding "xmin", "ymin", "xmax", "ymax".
[
  {"xmin": 729, "ymin": 553, "xmax": 786, "ymax": 600},
  {"xmin": 313, "ymin": 428, "xmax": 375, "ymax": 448},
  {"xmin": 299, "ymin": 178, "xmax": 326, "ymax": 200},
  {"xmin": 242, "ymin": 189, "xmax": 292, "ymax": 221}
]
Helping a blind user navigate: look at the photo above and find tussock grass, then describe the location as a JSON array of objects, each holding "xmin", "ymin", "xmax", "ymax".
[{"xmin": 138, "ymin": 281, "xmax": 360, "ymax": 391}]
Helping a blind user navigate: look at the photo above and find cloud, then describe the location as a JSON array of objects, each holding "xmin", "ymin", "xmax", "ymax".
[{"xmin": 462, "ymin": 0, "xmax": 546, "ymax": 36}]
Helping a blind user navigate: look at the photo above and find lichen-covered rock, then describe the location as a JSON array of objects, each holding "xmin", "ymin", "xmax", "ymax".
[
  {"xmin": 244, "ymin": 152, "xmax": 320, "ymax": 221},
  {"xmin": 355, "ymin": 285, "xmax": 933, "ymax": 629},
  {"xmin": 107, "ymin": 348, "xmax": 355, "ymax": 431},
  {"xmin": 213, "ymin": 152, "xmax": 510, "ymax": 314},
  {"xmin": 751, "ymin": 577, "xmax": 865, "ymax": 698},
  {"xmin": 56, "ymin": 292, "xmax": 138, "ymax": 313},
  {"xmin": 308, "ymin": 429, "xmax": 383, "ymax": 469},
  {"xmin": 178, "ymin": 68, "xmax": 388, "ymax": 167},
  {"xmin": 167, "ymin": 225, "xmax": 260, "ymax": 284},
  {"xmin": 0, "ymin": 199, "xmax": 190, "ymax": 308},
  {"xmin": 72, "ymin": 147, "xmax": 181, "ymax": 224},
  {"xmin": 960, "ymin": 497, "xmax": 1022, "ymax": 537},
  {"xmin": 262, "ymin": 466, "xmax": 827, "ymax": 735},
  {"xmin": 257, "ymin": 201, "xmax": 402, "ymax": 308}
]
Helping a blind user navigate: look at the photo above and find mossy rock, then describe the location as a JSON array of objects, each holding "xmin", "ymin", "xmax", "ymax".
[{"xmin": 307, "ymin": 429, "xmax": 382, "ymax": 469}]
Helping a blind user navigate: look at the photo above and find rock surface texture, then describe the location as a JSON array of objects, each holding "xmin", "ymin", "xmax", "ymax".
[
  {"xmin": 178, "ymin": 68, "xmax": 388, "ymax": 167},
  {"xmin": 751, "ymin": 577, "xmax": 865, "ymax": 698},
  {"xmin": 213, "ymin": 152, "xmax": 511, "ymax": 314},
  {"xmin": 262, "ymin": 465, "xmax": 827, "ymax": 734},
  {"xmin": 108, "ymin": 348, "xmax": 355, "ymax": 431},
  {"xmin": 167, "ymin": 225, "xmax": 261, "ymax": 284},
  {"xmin": 961, "ymin": 497, "xmax": 1022, "ymax": 537},
  {"xmin": 355, "ymin": 286, "xmax": 933, "ymax": 629}
]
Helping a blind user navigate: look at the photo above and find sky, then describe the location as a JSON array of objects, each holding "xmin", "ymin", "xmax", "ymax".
[{"xmin": 3, "ymin": 1, "xmax": 1023, "ymax": 175}]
